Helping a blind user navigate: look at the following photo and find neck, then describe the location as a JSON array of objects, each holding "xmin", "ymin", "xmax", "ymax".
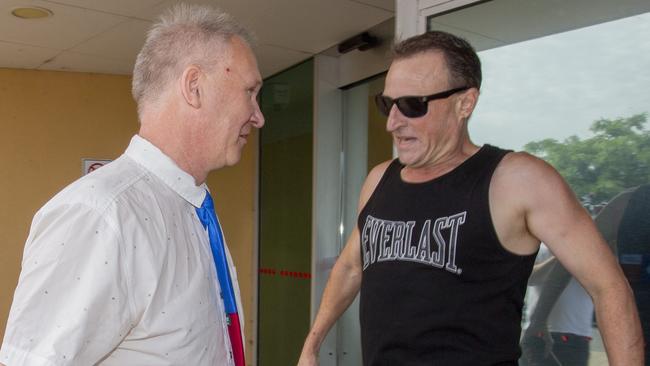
[
  {"xmin": 402, "ymin": 132, "xmax": 478, "ymax": 183},
  {"xmin": 138, "ymin": 106, "xmax": 207, "ymax": 185}
]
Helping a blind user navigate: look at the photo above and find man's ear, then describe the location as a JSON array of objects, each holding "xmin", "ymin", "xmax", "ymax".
[
  {"xmin": 457, "ymin": 87, "xmax": 479, "ymax": 119},
  {"xmin": 181, "ymin": 65, "xmax": 202, "ymax": 109}
]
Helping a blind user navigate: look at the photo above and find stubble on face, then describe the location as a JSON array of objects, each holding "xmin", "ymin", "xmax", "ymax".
[{"xmin": 384, "ymin": 52, "xmax": 459, "ymax": 169}]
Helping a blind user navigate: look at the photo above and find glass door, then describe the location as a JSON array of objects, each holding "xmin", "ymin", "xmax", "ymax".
[{"xmin": 258, "ymin": 59, "xmax": 314, "ymax": 366}]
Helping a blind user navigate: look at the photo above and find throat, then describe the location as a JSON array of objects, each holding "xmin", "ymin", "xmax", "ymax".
[
  {"xmin": 401, "ymin": 163, "xmax": 457, "ymax": 183},
  {"xmin": 401, "ymin": 146, "xmax": 480, "ymax": 183}
]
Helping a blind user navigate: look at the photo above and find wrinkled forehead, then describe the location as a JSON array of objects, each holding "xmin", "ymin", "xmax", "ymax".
[{"xmin": 384, "ymin": 51, "xmax": 450, "ymax": 95}]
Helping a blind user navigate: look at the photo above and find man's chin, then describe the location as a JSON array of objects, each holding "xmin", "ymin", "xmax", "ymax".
[
  {"xmin": 224, "ymin": 151, "xmax": 243, "ymax": 167},
  {"xmin": 397, "ymin": 154, "xmax": 415, "ymax": 167}
]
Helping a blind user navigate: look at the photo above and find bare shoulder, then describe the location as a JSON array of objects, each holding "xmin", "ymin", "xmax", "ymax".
[
  {"xmin": 358, "ymin": 159, "xmax": 393, "ymax": 211},
  {"xmin": 492, "ymin": 151, "xmax": 569, "ymax": 199},
  {"xmin": 495, "ymin": 151, "xmax": 558, "ymax": 179},
  {"xmin": 490, "ymin": 151, "xmax": 579, "ymax": 254},
  {"xmin": 366, "ymin": 160, "xmax": 393, "ymax": 187}
]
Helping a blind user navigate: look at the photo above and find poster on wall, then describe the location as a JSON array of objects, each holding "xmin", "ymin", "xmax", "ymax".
[{"xmin": 82, "ymin": 159, "xmax": 112, "ymax": 176}]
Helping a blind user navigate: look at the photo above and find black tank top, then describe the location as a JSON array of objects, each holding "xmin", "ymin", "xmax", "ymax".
[{"xmin": 358, "ymin": 145, "xmax": 536, "ymax": 366}]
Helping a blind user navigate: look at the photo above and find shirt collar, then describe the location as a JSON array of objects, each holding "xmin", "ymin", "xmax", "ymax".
[{"xmin": 125, "ymin": 135, "xmax": 207, "ymax": 208}]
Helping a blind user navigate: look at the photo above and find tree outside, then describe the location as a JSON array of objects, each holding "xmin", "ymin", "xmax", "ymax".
[{"xmin": 524, "ymin": 113, "xmax": 650, "ymax": 210}]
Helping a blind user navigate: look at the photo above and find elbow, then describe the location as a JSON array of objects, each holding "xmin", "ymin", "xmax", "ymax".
[
  {"xmin": 590, "ymin": 271, "xmax": 635, "ymax": 306},
  {"xmin": 332, "ymin": 256, "xmax": 362, "ymax": 285}
]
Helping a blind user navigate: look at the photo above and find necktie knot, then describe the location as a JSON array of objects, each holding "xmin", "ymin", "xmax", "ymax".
[
  {"xmin": 202, "ymin": 191, "xmax": 214, "ymax": 210},
  {"xmin": 197, "ymin": 191, "xmax": 215, "ymax": 229}
]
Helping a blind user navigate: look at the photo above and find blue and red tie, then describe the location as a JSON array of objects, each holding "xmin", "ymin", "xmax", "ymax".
[{"xmin": 196, "ymin": 191, "xmax": 245, "ymax": 366}]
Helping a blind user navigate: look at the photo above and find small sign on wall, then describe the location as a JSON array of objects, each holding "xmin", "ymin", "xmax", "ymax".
[{"xmin": 82, "ymin": 159, "xmax": 111, "ymax": 176}]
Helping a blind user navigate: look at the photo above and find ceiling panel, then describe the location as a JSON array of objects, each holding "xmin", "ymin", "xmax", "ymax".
[
  {"xmin": 152, "ymin": 0, "xmax": 393, "ymax": 53},
  {"xmin": 0, "ymin": 0, "xmax": 394, "ymax": 76},
  {"xmin": 41, "ymin": 0, "xmax": 165, "ymax": 18},
  {"xmin": 254, "ymin": 43, "xmax": 312, "ymax": 77},
  {"xmin": 0, "ymin": 0, "xmax": 127, "ymax": 49},
  {"xmin": 70, "ymin": 19, "xmax": 151, "ymax": 61},
  {"xmin": 0, "ymin": 40, "xmax": 60, "ymax": 69},
  {"xmin": 230, "ymin": 0, "xmax": 393, "ymax": 53},
  {"xmin": 38, "ymin": 50, "xmax": 133, "ymax": 74},
  {"xmin": 349, "ymin": 0, "xmax": 395, "ymax": 12}
]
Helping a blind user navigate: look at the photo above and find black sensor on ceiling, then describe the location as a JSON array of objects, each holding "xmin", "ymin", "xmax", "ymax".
[{"xmin": 337, "ymin": 32, "xmax": 380, "ymax": 54}]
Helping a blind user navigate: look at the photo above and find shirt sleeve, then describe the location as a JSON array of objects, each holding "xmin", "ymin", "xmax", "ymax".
[{"xmin": 0, "ymin": 202, "xmax": 133, "ymax": 366}]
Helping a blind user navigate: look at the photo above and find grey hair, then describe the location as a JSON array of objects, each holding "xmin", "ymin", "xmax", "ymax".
[{"xmin": 132, "ymin": 3, "xmax": 254, "ymax": 117}]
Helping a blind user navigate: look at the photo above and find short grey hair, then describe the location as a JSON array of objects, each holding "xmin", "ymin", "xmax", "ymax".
[{"xmin": 132, "ymin": 3, "xmax": 254, "ymax": 117}]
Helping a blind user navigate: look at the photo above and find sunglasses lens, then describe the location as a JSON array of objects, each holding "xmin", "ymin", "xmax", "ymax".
[
  {"xmin": 375, "ymin": 95, "xmax": 393, "ymax": 117},
  {"xmin": 375, "ymin": 95, "xmax": 429, "ymax": 118},
  {"xmin": 397, "ymin": 98, "xmax": 427, "ymax": 118}
]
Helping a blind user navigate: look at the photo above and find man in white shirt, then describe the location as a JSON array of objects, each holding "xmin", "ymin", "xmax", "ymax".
[{"xmin": 0, "ymin": 3, "xmax": 264, "ymax": 365}]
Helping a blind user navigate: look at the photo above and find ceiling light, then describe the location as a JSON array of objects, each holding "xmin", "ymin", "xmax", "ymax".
[{"xmin": 11, "ymin": 7, "xmax": 53, "ymax": 19}]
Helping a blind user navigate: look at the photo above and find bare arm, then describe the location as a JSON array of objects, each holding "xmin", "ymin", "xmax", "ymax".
[
  {"xmin": 494, "ymin": 153, "xmax": 643, "ymax": 365},
  {"xmin": 528, "ymin": 188, "xmax": 636, "ymax": 336},
  {"xmin": 297, "ymin": 161, "xmax": 391, "ymax": 366},
  {"xmin": 297, "ymin": 227, "xmax": 363, "ymax": 365}
]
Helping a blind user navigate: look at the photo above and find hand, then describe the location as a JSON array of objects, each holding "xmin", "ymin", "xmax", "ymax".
[{"xmin": 297, "ymin": 349, "xmax": 319, "ymax": 366}]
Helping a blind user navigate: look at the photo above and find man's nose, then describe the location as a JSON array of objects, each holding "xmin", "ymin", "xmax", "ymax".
[
  {"xmin": 386, "ymin": 105, "xmax": 406, "ymax": 132},
  {"xmin": 252, "ymin": 101, "xmax": 265, "ymax": 128}
]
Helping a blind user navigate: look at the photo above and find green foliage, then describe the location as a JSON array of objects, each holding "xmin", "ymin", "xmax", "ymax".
[{"xmin": 524, "ymin": 113, "xmax": 650, "ymax": 204}]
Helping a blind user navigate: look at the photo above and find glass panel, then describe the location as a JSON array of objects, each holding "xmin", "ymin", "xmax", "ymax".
[
  {"xmin": 335, "ymin": 75, "xmax": 391, "ymax": 365},
  {"xmin": 258, "ymin": 60, "xmax": 314, "ymax": 366},
  {"xmin": 426, "ymin": 2, "xmax": 650, "ymax": 365},
  {"xmin": 366, "ymin": 77, "xmax": 393, "ymax": 172}
]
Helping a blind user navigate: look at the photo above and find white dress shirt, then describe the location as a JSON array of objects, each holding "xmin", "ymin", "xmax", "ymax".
[{"xmin": 0, "ymin": 135, "xmax": 243, "ymax": 365}]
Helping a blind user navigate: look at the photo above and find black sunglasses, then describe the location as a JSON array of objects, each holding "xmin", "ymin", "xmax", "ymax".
[{"xmin": 374, "ymin": 86, "xmax": 470, "ymax": 118}]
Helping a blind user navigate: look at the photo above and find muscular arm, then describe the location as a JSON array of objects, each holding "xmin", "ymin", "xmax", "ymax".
[
  {"xmin": 297, "ymin": 161, "xmax": 390, "ymax": 366},
  {"xmin": 526, "ymin": 189, "xmax": 634, "ymax": 337},
  {"xmin": 492, "ymin": 153, "xmax": 643, "ymax": 365}
]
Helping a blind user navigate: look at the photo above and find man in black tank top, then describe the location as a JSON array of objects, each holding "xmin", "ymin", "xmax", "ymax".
[{"xmin": 298, "ymin": 31, "xmax": 643, "ymax": 366}]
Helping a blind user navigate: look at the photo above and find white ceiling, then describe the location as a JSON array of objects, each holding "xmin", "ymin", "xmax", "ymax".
[{"xmin": 0, "ymin": 0, "xmax": 395, "ymax": 77}]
